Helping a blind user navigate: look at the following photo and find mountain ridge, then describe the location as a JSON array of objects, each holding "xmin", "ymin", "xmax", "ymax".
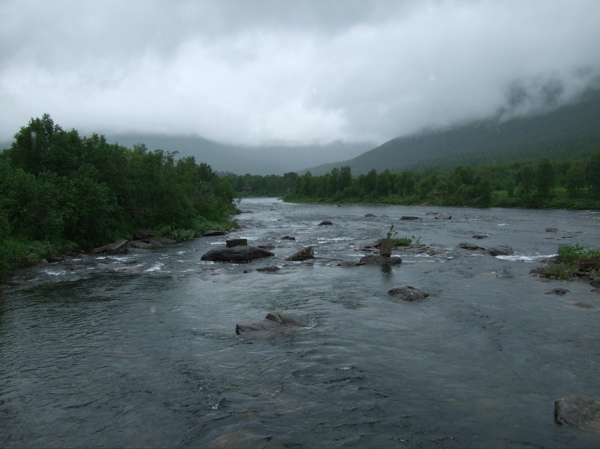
[{"xmin": 302, "ymin": 88, "xmax": 600, "ymax": 176}]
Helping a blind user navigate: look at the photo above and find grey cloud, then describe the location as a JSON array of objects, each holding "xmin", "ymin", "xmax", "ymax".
[{"xmin": 1, "ymin": 0, "xmax": 599, "ymax": 146}]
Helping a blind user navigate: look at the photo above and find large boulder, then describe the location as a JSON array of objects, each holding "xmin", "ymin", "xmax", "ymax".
[
  {"xmin": 201, "ymin": 246, "xmax": 274, "ymax": 263},
  {"xmin": 487, "ymin": 245, "xmax": 514, "ymax": 256},
  {"xmin": 554, "ymin": 394, "xmax": 600, "ymax": 432},
  {"xmin": 388, "ymin": 286, "xmax": 429, "ymax": 302},
  {"xmin": 106, "ymin": 239, "xmax": 128, "ymax": 255},
  {"xmin": 285, "ymin": 246, "xmax": 314, "ymax": 261}
]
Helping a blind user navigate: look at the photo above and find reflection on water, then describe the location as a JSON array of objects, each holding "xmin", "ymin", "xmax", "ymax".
[{"xmin": 1, "ymin": 198, "xmax": 600, "ymax": 448}]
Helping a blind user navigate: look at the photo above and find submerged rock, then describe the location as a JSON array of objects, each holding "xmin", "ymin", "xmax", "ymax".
[
  {"xmin": 388, "ymin": 286, "xmax": 429, "ymax": 302},
  {"xmin": 235, "ymin": 312, "xmax": 306, "ymax": 337},
  {"xmin": 545, "ymin": 288, "xmax": 570, "ymax": 295},
  {"xmin": 256, "ymin": 266, "xmax": 280, "ymax": 273},
  {"xmin": 400, "ymin": 216, "xmax": 420, "ymax": 220},
  {"xmin": 201, "ymin": 246, "xmax": 274, "ymax": 263},
  {"xmin": 285, "ymin": 246, "xmax": 314, "ymax": 261},
  {"xmin": 554, "ymin": 394, "xmax": 600, "ymax": 433}
]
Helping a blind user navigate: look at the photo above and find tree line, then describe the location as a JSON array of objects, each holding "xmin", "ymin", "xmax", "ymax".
[
  {"xmin": 0, "ymin": 114, "xmax": 238, "ymax": 277},
  {"xmin": 223, "ymin": 154, "xmax": 600, "ymax": 209}
]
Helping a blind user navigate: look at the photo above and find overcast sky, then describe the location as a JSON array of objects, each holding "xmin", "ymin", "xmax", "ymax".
[{"xmin": 1, "ymin": 0, "xmax": 599, "ymax": 146}]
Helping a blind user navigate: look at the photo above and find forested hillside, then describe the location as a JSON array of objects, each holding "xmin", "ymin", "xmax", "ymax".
[
  {"xmin": 305, "ymin": 89, "xmax": 600, "ymax": 176},
  {"xmin": 0, "ymin": 115, "xmax": 238, "ymax": 277}
]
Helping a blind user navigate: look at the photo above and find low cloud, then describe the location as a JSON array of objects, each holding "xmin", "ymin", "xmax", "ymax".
[{"xmin": 1, "ymin": 0, "xmax": 599, "ymax": 146}]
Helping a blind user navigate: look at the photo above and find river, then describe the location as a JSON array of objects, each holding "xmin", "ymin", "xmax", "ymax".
[{"xmin": 1, "ymin": 198, "xmax": 600, "ymax": 448}]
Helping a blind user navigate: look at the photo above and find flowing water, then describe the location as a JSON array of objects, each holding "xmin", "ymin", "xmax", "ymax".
[{"xmin": 1, "ymin": 198, "xmax": 600, "ymax": 448}]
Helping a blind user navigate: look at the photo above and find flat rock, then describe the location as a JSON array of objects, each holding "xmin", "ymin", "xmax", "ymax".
[
  {"xmin": 359, "ymin": 255, "xmax": 402, "ymax": 265},
  {"xmin": 388, "ymin": 286, "xmax": 429, "ymax": 302},
  {"xmin": 555, "ymin": 394, "xmax": 600, "ymax": 432},
  {"xmin": 256, "ymin": 266, "xmax": 280, "ymax": 273},
  {"xmin": 400, "ymin": 216, "xmax": 420, "ymax": 220},
  {"xmin": 201, "ymin": 246, "xmax": 274, "ymax": 263},
  {"xmin": 458, "ymin": 242, "xmax": 486, "ymax": 251},
  {"xmin": 435, "ymin": 214, "xmax": 452, "ymax": 220}
]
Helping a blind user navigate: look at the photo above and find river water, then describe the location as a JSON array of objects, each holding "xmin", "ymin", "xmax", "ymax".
[{"xmin": 1, "ymin": 198, "xmax": 600, "ymax": 448}]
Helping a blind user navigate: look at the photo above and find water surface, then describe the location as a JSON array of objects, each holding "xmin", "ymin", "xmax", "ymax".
[{"xmin": 1, "ymin": 198, "xmax": 600, "ymax": 448}]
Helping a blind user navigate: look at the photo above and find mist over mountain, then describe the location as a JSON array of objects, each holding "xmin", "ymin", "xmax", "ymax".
[
  {"xmin": 99, "ymin": 134, "xmax": 374, "ymax": 176},
  {"xmin": 303, "ymin": 88, "xmax": 600, "ymax": 176}
]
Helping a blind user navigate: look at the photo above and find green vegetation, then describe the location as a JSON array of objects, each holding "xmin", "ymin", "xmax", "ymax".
[
  {"xmin": 540, "ymin": 244, "xmax": 600, "ymax": 280},
  {"xmin": 222, "ymin": 171, "xmax": 298, "ymax": 196},
  {"xmin": 378, "ymin": 223, "xmax": 415, "ymax": 247},
  {"xmin": 0, "ymin": 114, "xmax": 238, "ymax": 277},
  {"xmin": 280, "ymin": 152, "xmax": 600, "ymax": 209}
]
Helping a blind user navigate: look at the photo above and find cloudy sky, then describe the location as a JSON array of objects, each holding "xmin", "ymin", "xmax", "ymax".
[{"xmin": 1, "ymin": 0, "xmax": 599, "ymax": 146}]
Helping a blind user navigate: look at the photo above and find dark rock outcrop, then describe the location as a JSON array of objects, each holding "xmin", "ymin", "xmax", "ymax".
[
  {"xmin": 554, "ymin": 394, "xmax": 600, "ymax": 432},
  {"xmin": 318, "ymin": 220, "xmax": 333, "ymax": 226},
  {"xmin": 388, "ymin": 286, "xmax": 429, "ymax": 302},
  {"xmin": 281, "ymin": 236, "xmax": 296, "ymax": 240},
  {"xmin": 487, "ymin": 246, "xmax": 514, "ymax": 256},
  {"xmin": 285, "ymin": 246, "xmax": 314, "ymax": 261},
  {"xmin": 400, "ymin": 216, "xmax": 420, "ymax": 220},
  {"xmin": 201, "ymin": 246, "xmax": 274, "ymax": 263}
]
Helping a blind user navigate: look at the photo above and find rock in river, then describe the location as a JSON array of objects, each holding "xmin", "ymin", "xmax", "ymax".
[
  {"xmin": 285, "ymin": 246, "xmax": 314, "ymax": 261},
  {"xmin": 236, "ymin": 312, "xmax": 306, "ymax": 338},
  {"xmin": 201, "ymin": 246, "xmax": 274, "ymax": 263},
  {"xmin": 554, "ymin": 394, "xmax": 600, "ymax": 433},
  {"xmin": 388, "ymin": 286, "xmax": 429, "ymax": 302}
]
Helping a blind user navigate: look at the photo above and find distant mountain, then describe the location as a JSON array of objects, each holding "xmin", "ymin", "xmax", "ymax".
[
  {"xmin": 99, "ymin": 133, "xmax": 374, "ymax": 176},
  {"xmin": 303, "ymin": 89, "xmax": 600, "ymax": 176}
]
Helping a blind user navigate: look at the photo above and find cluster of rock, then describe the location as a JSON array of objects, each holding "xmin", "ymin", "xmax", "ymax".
[{"xmin": 91, "ymin": 230, "xmax": 178, "ymax": 255}]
